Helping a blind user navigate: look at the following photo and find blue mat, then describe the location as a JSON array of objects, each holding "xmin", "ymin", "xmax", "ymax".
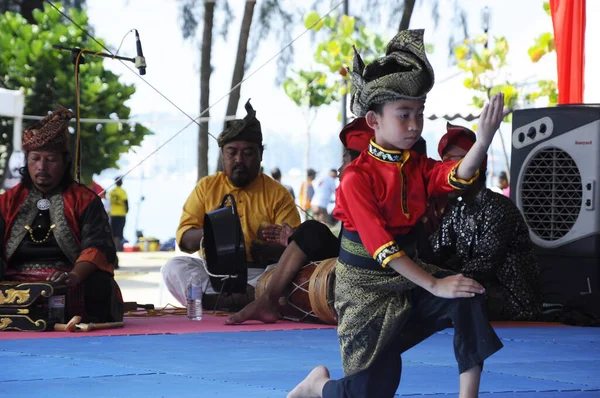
[{"xmin": 1, "ymin": 327, "xmax": 599, "ymax": 397}]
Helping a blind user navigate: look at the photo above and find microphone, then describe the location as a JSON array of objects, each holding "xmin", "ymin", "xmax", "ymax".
[{"xmin": 134, "ymin": 29, "xmax": 147, "ymax": 75}]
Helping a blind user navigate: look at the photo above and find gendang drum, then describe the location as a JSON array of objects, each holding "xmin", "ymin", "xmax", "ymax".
[{"xmin": 255, "ymin": 257, "xmax": 337, "ymax": 325}]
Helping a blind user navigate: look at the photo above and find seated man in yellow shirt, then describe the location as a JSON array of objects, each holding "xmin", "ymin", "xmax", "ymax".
[{"xmin": 161, "ymin": 100, "xmax": 301, "ymax": 309}]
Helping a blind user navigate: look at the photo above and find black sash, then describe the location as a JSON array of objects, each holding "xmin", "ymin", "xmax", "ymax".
[{"xmin": 339, "ymin": 228, "xmax": 417, "ymax": 271}]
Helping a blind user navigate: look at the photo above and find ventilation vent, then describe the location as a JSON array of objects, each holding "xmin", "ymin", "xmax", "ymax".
[{"xmin": 520, "ymin": 147, "xmax": 582, "ymax": 241}]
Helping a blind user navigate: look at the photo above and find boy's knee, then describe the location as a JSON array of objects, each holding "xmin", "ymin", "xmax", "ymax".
[
  {"xmin": 452, "ymin": 294, "xmax": 487, "ymax": 314},
  {"xmin": 296, "ymin": 219, "xmax": 330, "ymax": 235}
]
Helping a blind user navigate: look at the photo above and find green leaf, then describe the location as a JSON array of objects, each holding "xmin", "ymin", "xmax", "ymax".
[
  {"xmin": 340, "ymin": 42, "xmax": 353, "ymax": 57},
  {"xmin": 325, "ymin": 15, "xmax": 337, "ymax": 29},
  {"xmin": 339, "ymin": 15, "xmax": 355, "ymax": 37},
  {"xmin": 455, "ymin": 45, "xmax": 469, "ymax": 61},
  {"xmin": 538, "ymin": 32, "xmax": 553, "ymax": 48},
  {"xmin": 304, "ymin": 11, "xmax": 321, "ymax": 30},
  {"xmin": 326, "ymin": 40, "xmax": 341, "ymax": 56},
  {"xmin": 472, "ymin": 96, "xmax": 485, "ymax": 109},
  {"xmin": 543, "ymin": 1, "xmax": 551, "ymax": 16}
]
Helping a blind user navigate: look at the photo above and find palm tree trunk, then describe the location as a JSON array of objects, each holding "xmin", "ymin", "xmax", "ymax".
[
  {"xmin": 198, "ymin": 0, "xmax": 215, "ymax": 180},
  {"xmin": 216, "ymin": 0, "xmax": 256, "ymax": 172},
  {"xmin": 398, "ymin": 0, "xmax": 417, "ymax": 31},
  {"xmin": 19, "ymin": 0, "xmax": 44, "ymax": 24}
]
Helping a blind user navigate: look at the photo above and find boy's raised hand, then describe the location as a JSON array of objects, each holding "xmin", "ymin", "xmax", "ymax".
[{"xmin": 477, "ymin": 93, "xmax": 506, "ymax": 146}]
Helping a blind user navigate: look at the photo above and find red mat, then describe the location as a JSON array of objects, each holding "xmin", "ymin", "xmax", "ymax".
[
  {"xmin": 0, "ymin": 314, "xmax": 336, "ymax": 340},
  {"xmin": 0, "ymin": 316, "xmax": 565, "ymax": 341}
]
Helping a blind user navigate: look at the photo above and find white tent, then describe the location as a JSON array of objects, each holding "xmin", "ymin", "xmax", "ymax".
[
  {"xmin": 0, "ymin": 88, "xmax": 26, "ymax": 190},
  {"xmin": 0, "ymin": 88, "xmax": 25, "ymax": 151}
]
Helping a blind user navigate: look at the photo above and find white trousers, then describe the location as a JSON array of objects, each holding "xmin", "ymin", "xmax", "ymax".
[{"xmin": 160, "ymin": 253, "xmax": 271, "ymax": 306}]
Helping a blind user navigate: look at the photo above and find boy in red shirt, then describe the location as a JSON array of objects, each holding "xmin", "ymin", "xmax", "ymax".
[{"xmin": 289, "ymin": 29, "xmax": 505, "ymax": 398}]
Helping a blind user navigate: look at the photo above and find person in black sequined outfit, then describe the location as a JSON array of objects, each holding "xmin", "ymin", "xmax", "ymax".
[{"xmin": 419, "ymin": 126, "xmax": 542, "ymax": 321}]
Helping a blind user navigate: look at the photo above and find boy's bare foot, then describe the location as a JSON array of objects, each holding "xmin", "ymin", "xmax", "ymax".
[
  {"xmin": 287, "ymin": 365, "xmax": 330, "ymax": 398},
  {"xmin": 225, "ymin": 295, "xmax": 280, "ymax": 325}
]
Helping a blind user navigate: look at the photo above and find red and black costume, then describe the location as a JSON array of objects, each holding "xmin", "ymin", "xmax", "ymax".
[{"xmin": 0, "ymin": 107, "xmax": 122, "ymax": 323}]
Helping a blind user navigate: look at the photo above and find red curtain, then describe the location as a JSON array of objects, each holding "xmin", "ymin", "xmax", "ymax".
[{"xmin": 550, "ymin": 0, "xmax": 586, "ymax": 104}]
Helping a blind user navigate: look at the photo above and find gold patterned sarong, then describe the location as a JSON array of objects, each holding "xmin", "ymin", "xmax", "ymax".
[{"xmin": 334, "ymin": 257, "xmax": 440, "ymax": 376}]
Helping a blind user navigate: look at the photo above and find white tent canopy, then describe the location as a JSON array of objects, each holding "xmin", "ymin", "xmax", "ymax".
[{"xmin": 0, "ymin": 88, "xmax": 25, "ymax": 151}]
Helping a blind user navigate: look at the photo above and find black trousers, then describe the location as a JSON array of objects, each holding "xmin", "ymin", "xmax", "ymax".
[
  {"xmin": 110, "ymin": 216, "xmax": 126, "ymax": 238},
  {"xmin": 81, "ymin": 270, "xmax": 123, "ymax": 323},
  {"xmin": 290, "ymin": 220, "xmax": 340, "ymax": 261},
  {"xmin": 322, "ymin": 287, "xmax": 503, "ymax": 398}
]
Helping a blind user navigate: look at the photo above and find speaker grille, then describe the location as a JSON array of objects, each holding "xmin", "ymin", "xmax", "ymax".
[{"xmin": 520, "ymin": 147, "xmax": 582, "ymax": 241}]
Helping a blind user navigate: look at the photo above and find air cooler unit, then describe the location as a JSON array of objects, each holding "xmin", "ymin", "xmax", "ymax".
[{"xmin": 511, "ymin": 105, "xmax": 600, "ymax": 316}]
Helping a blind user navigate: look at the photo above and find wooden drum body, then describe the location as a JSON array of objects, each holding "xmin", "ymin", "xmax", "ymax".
[{"xmin": 256, "ymin": 257, "xmax": 337, "ymax": 325}]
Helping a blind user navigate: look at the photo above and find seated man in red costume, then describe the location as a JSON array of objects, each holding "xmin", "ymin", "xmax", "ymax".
[{"xmin": 0, "ymin": 107, "xmax": 123, "ymax": 323}]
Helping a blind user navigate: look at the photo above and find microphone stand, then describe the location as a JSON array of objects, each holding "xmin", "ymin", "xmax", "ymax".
[{"xmin": 52, "ymin": 45, "xmax": 138, "ymax": 183}]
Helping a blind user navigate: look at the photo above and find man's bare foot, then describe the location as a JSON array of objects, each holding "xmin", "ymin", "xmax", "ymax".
[
  {"xmin": 287, "ymin": 365, "xmax": 330, "ymax": 398},
  {"xmin": 225, "ymin": 295, "xmax": 280, "ymax": 325}
]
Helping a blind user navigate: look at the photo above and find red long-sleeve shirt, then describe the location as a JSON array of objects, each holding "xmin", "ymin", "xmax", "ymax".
[{"xmin": 333, "ymin": 140, "xmax": 478, "ymax": 267}]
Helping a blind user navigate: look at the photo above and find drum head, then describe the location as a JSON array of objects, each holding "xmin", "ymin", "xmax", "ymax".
[{"xmin": 203, "ymin": 205, "xmax": 247, "ymax": 293}]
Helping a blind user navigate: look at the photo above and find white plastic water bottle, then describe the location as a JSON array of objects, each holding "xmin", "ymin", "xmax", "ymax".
[{"xmin": 186, "ymin": 273, "xmax": 203, "ymax": 321}]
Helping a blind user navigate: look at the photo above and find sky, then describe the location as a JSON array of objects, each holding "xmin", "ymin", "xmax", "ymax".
[{"xmin": 79, "ymin": 0, "xmax": 600, "ymax": 243}]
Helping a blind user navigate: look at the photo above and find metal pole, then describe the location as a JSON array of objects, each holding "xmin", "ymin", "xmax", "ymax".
[
  {"xmin": 52, "ymin": 45, "xmax": 138, "ymax": 184},
  {"xmin": 74, "ymin": 55, "xmax": 82, "ymax": 183},
  {"xmin": 340, "ymin": 0, "xmax": 349, "ymax": 130},
  {"xmin": 482, "ymin": 6, "xmax": 490, "ymax": 49}
]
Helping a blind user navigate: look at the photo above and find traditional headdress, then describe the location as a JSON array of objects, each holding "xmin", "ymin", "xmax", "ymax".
[
  {"xmin": 217, "ymin": 99, "xmax": 262, "ymax": 147},
  {"xmin": 339, "ymin": 117, "xmax": 374, "ymax": 152},
  {"xmin": 22, "ymin": 106, "xmax": 73, "ymax": 152},
  {"xmin": 350, "ymin": 29, "xmax": 435, "ymax": 117},
  {"xmin": 438, "ymin": 123, "xmax": 477, "ymax": 157}
]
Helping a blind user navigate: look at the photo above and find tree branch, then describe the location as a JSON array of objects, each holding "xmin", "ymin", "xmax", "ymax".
[{"xmin": 398, "ymin": 0, "xmax": 416, "ymax": 31}]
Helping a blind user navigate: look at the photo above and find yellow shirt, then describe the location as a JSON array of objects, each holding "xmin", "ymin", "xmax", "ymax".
[
  {"xmin": 176, "ymin": 172, "xmax": 301, "ymax": 261},
  {"xmin": 109, "ymin": 186, "xmax": 128, "ymax": 217},
  {"xmin": 299, "ymin": 181, "xmax": 314, "ymax": 210}
]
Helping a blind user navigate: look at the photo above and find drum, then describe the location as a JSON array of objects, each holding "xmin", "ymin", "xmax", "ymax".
[
  {"xmin": 203, "ymin": 193, "xmax": 247, "ymax": 294},
  {"xmin": 0, "ymin": 281, "xmax": 67, "ymax": 332},
  {"xmin": 256, "ymin": 257, "xmax": 338, "ymax": 325}
]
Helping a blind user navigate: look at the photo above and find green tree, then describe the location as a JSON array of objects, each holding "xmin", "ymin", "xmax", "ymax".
[
  {"xmin": 528, "ymin": 1, "xmax": 554, "ymax": 63},
  {"xmin": 0, "ymin": 3, "xmax": 152, "ymax": 184},
  {"xmin": 283, "ymin": 70, "xmax": 340, "ymax": 173},
  {"xmin": 282, "ymin": 12, "xmax": 389, "ymax": 184},
  {"xmin": 455, "ymin": 36, "xmax": 557, "ymax": 113},
  {"xmin": 298, "ymin": 12, "xmax": 389, "ymax": 102},
  {"xmin": 0, "ymin": 0, "xmax": 86, "ymax": 24},
  {"xmin": 454, "ymin": 2, "xmax": 557, "ymax": 179},
  {"xmin": 525, "ymin": 1, "xmax": 557, "ymax": 104}
]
